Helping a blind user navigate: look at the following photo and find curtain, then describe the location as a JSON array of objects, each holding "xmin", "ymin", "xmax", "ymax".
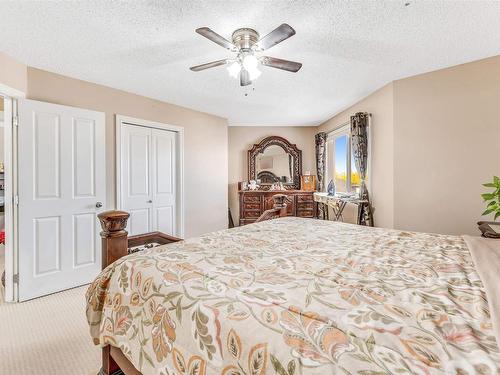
[
  {"xmin": 350, "ymin": 112, "xmax": 374, "ymax": 226},
  {"xmin": 315, "ymin": 132, "xmax": 328, "ymax": 219},
  {"xmin": 315, "ymin": 132, "xmax": 327, "ymax": 191}
]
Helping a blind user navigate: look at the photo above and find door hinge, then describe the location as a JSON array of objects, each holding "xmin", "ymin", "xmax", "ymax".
[
  {"xmin": 13, "ymin": 115, "xmax": 19, "ymax": 127},
  {"xmin": 13, "ymin": 274, "xmax": 19, "ymax": 284},
  {"xmin": 13, "ymin": 195, "xmax": 19, "ymax": 205}
]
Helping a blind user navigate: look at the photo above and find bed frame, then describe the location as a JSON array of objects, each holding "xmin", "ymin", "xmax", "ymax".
[{"xmin": 96, "ymin": 194, "xmax": 288, "ymax": 375}]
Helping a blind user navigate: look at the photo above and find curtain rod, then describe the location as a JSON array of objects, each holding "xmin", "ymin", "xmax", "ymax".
[{"xmin": 325, "ymin": 113, "xmax": 371, "ymax": 135}]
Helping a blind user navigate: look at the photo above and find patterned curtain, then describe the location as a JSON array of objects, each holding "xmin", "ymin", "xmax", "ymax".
[
  {"xmin": 315, "ymin": 132, "xmax": 328, "ymax": 219},
  {"xmin": 315, "ymin": 132, "xmax": 327, "ymax": 191},
  {"xmin": 351, "ymin": 112, "xmax": 374, "ymax": 226}
]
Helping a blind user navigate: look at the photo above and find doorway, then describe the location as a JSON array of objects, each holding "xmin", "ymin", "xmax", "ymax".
[
  {"xmin": 0, "ymin": 96, "xmax": 5, "ymax": 301},
  {"xmin": 116, "ymin": 115, "xmax": 184, "ymax": 238},
  {"xmin": 0, "ymin": 94, "xmax": 16, "ymax": 303}
]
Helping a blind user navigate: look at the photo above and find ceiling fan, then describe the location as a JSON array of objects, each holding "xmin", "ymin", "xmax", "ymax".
[{"xmin": 189, "ymin": 24, "xmax": 302, "ymax": 86}]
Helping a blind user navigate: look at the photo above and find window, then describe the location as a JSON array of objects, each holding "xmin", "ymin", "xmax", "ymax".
[{"xmin": 326, "ymin": 125, "xmax": 366, "ymax": 193}]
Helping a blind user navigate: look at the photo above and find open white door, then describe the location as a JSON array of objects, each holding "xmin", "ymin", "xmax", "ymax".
[{"xmin": 17, "ymin": 99, "xmax": 105, "ymax": 301}]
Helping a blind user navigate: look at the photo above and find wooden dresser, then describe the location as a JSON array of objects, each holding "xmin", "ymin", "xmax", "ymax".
[{"xmin": 239, "ymin": 190, "xmax": 316, "ymax": 226}]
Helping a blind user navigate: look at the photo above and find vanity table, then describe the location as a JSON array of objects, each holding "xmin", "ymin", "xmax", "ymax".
[
  {"xmin": 314, "ymin": 192, "xmax": 373, "ymax": 226},
  {"xmin": 238, "ymin": 135, "xmax": 317, "ymax": 226}
]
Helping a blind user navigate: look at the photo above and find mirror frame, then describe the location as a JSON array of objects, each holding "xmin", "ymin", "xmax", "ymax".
[{"xmin": 248, "ymin": 136, "xmax": 302, "ymax": 190}]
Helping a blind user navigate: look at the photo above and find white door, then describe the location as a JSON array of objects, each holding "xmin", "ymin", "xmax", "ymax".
[
  {"xmin": 121, "ymin": 124, "xmax": 152, "ymax": 235},
  {"xmin": 120, "ymin": 124, "xmax": 177, "ymax": 236},
  {"xmin": 151, "ymin": 128, "xmax": 176, "ymax": 235},
  {"xmin": 18, "ymin": 99, "xmax": 105, "ymax": 301}
]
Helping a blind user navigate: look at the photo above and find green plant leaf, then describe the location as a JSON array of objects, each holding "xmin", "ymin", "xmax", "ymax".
[
  {"xmin": 482, "ymin": 177, "xmax": 500, "ymax": 221},
  {"xmin": 482, "ymin": 193, "xmax": 495, "ymax": 201}
]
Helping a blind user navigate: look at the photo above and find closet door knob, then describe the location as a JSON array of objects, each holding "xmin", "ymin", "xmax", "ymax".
[
  {"xmin": 95, "ymin": 202, "xmax": 103, "ymax": 208},
  {"xmin": 147, "ymin": 200, "xmax": 153, "ymax": 203}
]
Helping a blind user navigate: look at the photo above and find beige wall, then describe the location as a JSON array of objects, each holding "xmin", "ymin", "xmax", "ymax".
[
  {"xmin": 393, "ymin": 55, "xmax": 500, "ymax": 235},
  {"xmin": 3, "ymin": 50, "xmax": 498, "ymax": 236},
  {"xmin": 318, "ymin": 84, "xmax": 395, "ymax": 228},
  {"xmin": 0, "ymin": 52, "xmax": 27, "ymax": 94},
  {"xmin": 26, "ymin": 68, "xmax": 228, "ymax": 237},
  {"xmin": 318, "ymin": 56, "xmax": 500, "ymax": 235},
  {"xmin": 228, "ymin": 126, "xmax": 316, "ymax": 225}
]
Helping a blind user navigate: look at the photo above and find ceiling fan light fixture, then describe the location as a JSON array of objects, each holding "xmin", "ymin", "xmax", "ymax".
[
  {"xmin": 242, "ymin": 54, "xmax": 258, "ymax": 71},
  {"xmin": 191, "ymin": 24, "xmax": 301, "ymax": 86},
  {"xmin": 242, "ymin": 54, "xmax": 261, "ymax": 81},
  {"xmin": 227, "ymin": 61, "xmax": 241, "ymax": 78},
  {"xmin": 247, "ymin": 66, "xmax": 261, "ymax": 81}
]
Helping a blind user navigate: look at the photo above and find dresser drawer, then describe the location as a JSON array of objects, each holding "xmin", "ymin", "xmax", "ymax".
[
  {"xmin": 243, "ymin": 195, "xmax": 261, "ymax": 204},
  {"xmin": 296, "ymin": 202, "xmax": 314, "ymax": 210},
  {"xmin": 240, "ymin": 218, "xmax": 257, "ymax": 226},
  {"xmin": 297, "ymin": 209, "xmax": 315, "ymax": 218},
  {"xmin": 297, "ymin": 194, "xmax": 314, "ymax": 203},
  {"xmin": 243, "ymin": 203, "xmax": 261, "ymax": 211},
  {"xmin": 245, "ymin": 210, "xmax": 262, "ymax": 218}
]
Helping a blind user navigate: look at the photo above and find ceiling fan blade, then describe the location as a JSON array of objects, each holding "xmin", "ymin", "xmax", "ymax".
[
  {"xmin": 260, "ymin": 56, "xmax": 302, "ymax": 72},
  {"xmin": 190, "ymin": 59, "xmax": 228, "ymax": 72},
  {"xmin": 255, "ymin": 24, "xmax": 296, "ymax": 51},
  {"xmin": 196, "ymin": 27, "xmax": 237, "ymax": 51},
  {"xmin": 240, "ymin": 69, "xmax": 251, "ymax": 86}
]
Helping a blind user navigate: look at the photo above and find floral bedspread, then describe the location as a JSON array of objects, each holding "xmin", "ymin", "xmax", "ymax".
[{"xmin": 86, "ymin": 217, "xmax": 500, "ymax": 375}]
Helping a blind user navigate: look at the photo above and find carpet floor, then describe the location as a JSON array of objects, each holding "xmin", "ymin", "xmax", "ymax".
[{"xmin": 0, "ymin": 254, "xmax": 100, "ymax": 375}]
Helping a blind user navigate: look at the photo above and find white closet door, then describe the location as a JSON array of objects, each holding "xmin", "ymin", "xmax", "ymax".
[
  {"xmin": 120, "ymin": 124, "xmax": 177, "ymax": 236},
  {"xmin": 17, "ymin": 99, "xmax": 106, "ymax": 301},
  {"xmin": 151, "ymin": 129, "xmax": 176, "ymax": 235},
  {"xmin": 121, "ymin": 124, "xmax": 153, "ymax": 235}
]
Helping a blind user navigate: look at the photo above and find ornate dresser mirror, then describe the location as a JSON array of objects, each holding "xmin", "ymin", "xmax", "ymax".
[
  {"xmin": 248, "ymin": 136, "xmax": 302, "ymax": 190},
  {"xmin": 239, "ymin": 136, "xmax": 314, "ymax": 225}
]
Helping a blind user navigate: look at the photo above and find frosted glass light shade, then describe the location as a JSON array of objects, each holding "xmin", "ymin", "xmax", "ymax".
[{"xmin": 227, "ymin": 62, "xmax": 241, "ymax": 78}]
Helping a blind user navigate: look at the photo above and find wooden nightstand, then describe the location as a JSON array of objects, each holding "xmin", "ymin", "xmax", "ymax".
[{"xmin": 477, "ymin": 221, "xmax": 500, "ymax": 239}]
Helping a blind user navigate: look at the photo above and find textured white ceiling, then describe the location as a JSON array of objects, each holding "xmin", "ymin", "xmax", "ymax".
[{"xmin": 1, "ymin": 1, "xmax": 500, "ymax": 126}]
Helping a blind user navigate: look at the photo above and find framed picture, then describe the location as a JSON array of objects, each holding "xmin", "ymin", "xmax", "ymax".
[{"xmin": 301, "ymin": 175, "xmax": 316, "ymax": 191}]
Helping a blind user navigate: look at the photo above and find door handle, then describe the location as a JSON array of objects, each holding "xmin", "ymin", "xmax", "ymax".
[
  {"xmin": 147, "ymin": 200, "xmax": 153, "ymax": 203},
  {"xmin": 95, "ymin": 202, "xmax": 103, "ymax": 208}
]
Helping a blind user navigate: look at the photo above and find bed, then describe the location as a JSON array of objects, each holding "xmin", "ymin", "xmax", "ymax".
[{"xmin": 87, "ymin": 199, "xmax": 500, "ymax": 375}]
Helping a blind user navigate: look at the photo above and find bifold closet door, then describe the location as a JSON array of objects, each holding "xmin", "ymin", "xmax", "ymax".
[
  {"xmin": 151, "ymin": 128, "xmax": 177, "ymax": 236},
  {"xmin": 17, "ymin": 99, "xmax": 106, "ymax": 301},
  {"xmin": 121, "ymin": 124, "xmax": 153, "ymax": 235},
  {"xmin": 120, "ymin": 124, "xmax": 177, "ymax": 236}
]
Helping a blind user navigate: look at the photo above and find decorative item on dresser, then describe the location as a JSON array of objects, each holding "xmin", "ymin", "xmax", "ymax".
[
  {"xmin": 238, "ymin": 185, "xmax": 316, "ymax": 225},
  {"xmin": 300, "ymin": 173, "xmax": 316, "ymax": 191}
]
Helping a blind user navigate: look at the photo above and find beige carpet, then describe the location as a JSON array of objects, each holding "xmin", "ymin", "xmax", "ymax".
[{"xmin": 0, "ymin": 283, "xmax": 100, "ymax": 375}]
